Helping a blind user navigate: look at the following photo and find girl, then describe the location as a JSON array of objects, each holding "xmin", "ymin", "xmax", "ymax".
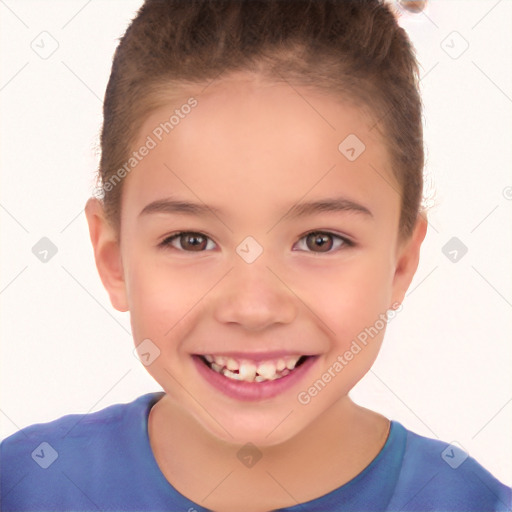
[{"xmin": 2, "ymin": 1, "xmax": 510, "ymax": 510}]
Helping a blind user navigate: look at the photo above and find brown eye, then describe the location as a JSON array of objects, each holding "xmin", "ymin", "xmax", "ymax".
[
  {"xmin": 294, "ymin": 231, "xmax": 352, "ymax": 254},
  {"xmin": 180, "ymin": 233, "xmax": 207, "ymax": 251},
  {"xmin": 161, "ymin": 232, "xmax": 215, "ymax": 251},
  {"xmin": 305, "ymin": 232, "xmax": 334, "ymax": 252}
]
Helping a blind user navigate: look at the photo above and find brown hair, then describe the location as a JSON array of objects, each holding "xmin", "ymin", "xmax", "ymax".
[{"xmin": 98, "ymin": 0, "xmax": 424, "ymax": 238}]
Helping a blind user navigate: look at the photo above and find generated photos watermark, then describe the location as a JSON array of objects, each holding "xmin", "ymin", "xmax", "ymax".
[
  {"xmin": 297, "ymin": 302, "xmax": 403, "ymax": 405},
  {"xmin": 94, "ymin": 97, "xmax": 198, "ymax": 198}
]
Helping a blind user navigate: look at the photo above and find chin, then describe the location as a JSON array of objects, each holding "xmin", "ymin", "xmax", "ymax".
[{"xmin": 198, "ymin": 409, "xmax": 303, "ymax": 448}]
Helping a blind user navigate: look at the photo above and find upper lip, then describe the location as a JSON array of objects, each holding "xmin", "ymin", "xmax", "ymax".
[{"xmin": 194, "ymin": 351, "xmax": 315, "ymax": 362}]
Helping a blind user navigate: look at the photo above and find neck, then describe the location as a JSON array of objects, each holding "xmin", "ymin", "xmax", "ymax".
[{"xmin": 148, "ymin": 393, "xmax": 389, "ymax": 512}]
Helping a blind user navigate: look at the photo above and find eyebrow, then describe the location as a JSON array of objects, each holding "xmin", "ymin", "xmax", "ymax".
[
  {"xmin": 285, "ymin": 197, "xmax": 373, "ymax": 219},
  {"xmin": 139, "ymin": 198, "xmax": 221, "ymax": 217},
  {"xmin": 139, "ymin": 196, "xmax": 372, "ymax": 219}
]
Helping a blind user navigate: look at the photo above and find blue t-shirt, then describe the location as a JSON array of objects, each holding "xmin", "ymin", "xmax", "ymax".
[{"xmin": 1, "ymin": 392, "xmax": 510, "ymax": 511}]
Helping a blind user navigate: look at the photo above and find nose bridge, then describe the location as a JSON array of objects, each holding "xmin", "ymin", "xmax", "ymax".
[{"xmin": 212, "ymin": 255, "xmax": 297, "ymax": 331}]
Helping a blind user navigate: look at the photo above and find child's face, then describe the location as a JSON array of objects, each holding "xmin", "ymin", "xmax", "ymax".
[{"xmin": 87, "ymin": 74, "xmax": 425, "ymax": 446}]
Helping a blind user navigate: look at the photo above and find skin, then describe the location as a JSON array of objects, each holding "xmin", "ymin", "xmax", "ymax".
[{"xmin": 86, "ymin": 72, "xmax": 427, "ymax": 512}]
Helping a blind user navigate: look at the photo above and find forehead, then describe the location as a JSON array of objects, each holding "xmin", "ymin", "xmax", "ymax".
[{"xmin": 121, "ymin": 76, "xmax": 399, "ymax": 225}]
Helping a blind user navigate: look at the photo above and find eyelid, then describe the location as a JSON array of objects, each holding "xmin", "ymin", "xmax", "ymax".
[{"xmin": 297, "ymin": 229, "xmax": 354, "ymax": 244}]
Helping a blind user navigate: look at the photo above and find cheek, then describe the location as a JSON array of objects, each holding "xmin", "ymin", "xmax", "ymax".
[
  {"xmin": 124, "ymin": 252, "xmax": 215, "ymax": 349},
  {"xmin": 296, "ymin": 255, "xmax": 394, "ymax": 344},
  {"xmin": 297, "ymin": 261, "xmax": 392, "ymax": 405},
  {"xmin": 125, "ymin": 255, "xmax": 183, "ymax": 343}
]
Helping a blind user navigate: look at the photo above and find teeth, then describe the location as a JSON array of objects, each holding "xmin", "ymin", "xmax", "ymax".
[
  {"xmin": 211, "ymin": 362, "xmax": 223, "ymax": 372},
  {"xmin": 213, "ymin": 355, "xmax": 227, "ymax": 366},
  {"xmin": 222, "ymin": 368, "xmax": 241, "ymax": 380},
  {"xmin": 226, "ymin": 358, "xmax": 238, "ymax": 371},
  {"xmin": 256, "ymin": 362, "xmax": 277, "ymax": 380},
  {"xmin": 239, "ymin": 362, "xmax": 257, "ymax": 381},
  {"xmin": 286, "ymin": 356, "xmax": 301, "ymax": 370},
  {"xmin": 203, "ymin": 354, "xmax": 305, "ymax": 383}
]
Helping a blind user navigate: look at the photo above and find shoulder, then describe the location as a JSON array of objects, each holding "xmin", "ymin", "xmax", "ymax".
[
  {"xmin": 387, "ymin": 422, "xmax": 512, "ymax": 511},
  {"xmin": 1, "ymin": 392, "xmax": 156, "ymax": 453},
  {"xmin": 0, "ymin": 392, "xmax": 163, "ymax": 511}
]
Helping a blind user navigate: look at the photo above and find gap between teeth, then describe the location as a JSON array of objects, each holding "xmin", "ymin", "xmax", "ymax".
[{"xmin": 204, "ymin": 355, "xmax": 304, "ymax": 382}]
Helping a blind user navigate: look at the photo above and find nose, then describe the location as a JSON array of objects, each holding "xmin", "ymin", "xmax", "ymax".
[{"xmin": 213, "ymin": 259, "xmax": 297, "ymax": 331}]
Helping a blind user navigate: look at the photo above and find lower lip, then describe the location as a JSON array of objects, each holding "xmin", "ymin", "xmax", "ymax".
[{"xmin": 192, "ymin": 355, "xmax": 318, "ymax": 402}]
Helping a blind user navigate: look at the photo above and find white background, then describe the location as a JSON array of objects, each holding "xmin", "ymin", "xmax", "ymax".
[{"xmin": 1, "ymin": 0, "xmax": 511, "ymax": 487}]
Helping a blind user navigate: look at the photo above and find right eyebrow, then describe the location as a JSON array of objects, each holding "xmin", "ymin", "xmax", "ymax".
[{"xmin": 139, "ymin": 197, "xmax": 223, "ymax": 218}]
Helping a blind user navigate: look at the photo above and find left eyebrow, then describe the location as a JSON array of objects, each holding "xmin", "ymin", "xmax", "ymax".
[{"xmin": 284, "ymin": 197, "xmax": 373, "ymax": 219}]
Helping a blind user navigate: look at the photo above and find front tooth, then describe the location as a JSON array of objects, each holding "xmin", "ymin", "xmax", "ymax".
[
  {"xmin": 226, "ymin": 358, "xmax": 239, "ymax": 371},
  {"xmin": 257, "ymin": 362, "xmax": 277, "ymax": 379},
  {"xmin": 285, "ymin": 356, "xmax": 301, "ymax": 370},
  {"xmin": 239, "ymin": 362, "xmax": 257, "ymax": 381}
]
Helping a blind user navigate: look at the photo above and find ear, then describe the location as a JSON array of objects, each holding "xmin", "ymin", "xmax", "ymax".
[
  {"xmin": 85, "ymin": 198, "xmax": 129, "ymax": 312},
  {"xmin": 391, "ymin": 214, "xmax": 428, "ymax": 306}
]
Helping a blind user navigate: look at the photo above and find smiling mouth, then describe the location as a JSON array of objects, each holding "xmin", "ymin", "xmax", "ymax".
[{"xmin": 198, "ymin": 354, "xmax": 310, "ymax": 383}]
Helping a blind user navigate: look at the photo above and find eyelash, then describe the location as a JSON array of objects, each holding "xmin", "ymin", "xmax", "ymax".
[{"xmin": 158, "ymin": 230, "xmax": 354, "ymax": 254}]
